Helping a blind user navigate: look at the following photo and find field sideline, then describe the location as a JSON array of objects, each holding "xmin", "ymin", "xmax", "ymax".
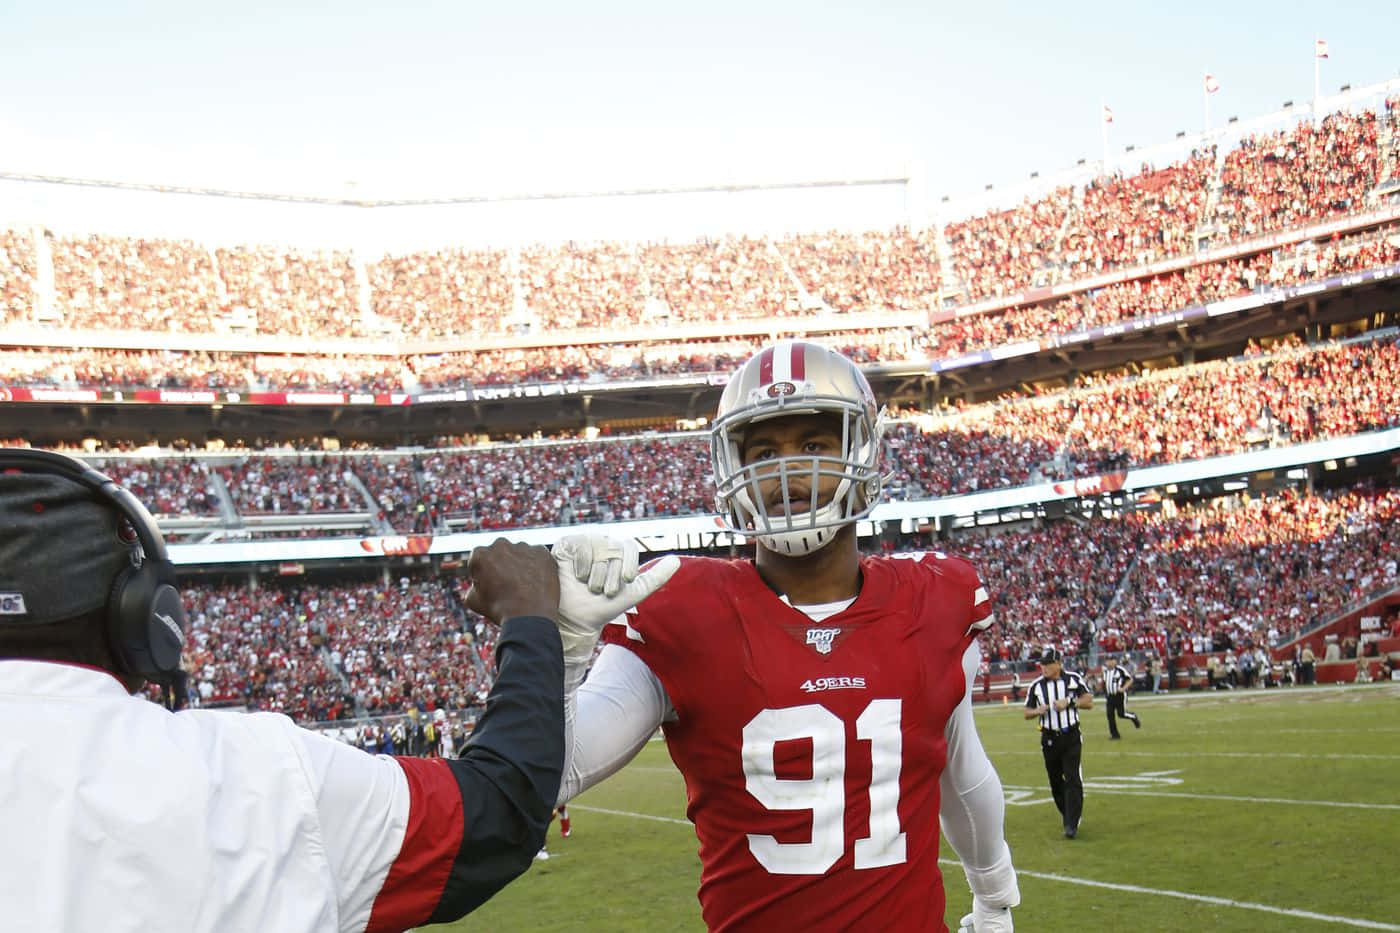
[{"xmin": 448, "ymin": 684, "xmax": 1400, "ymax": 932}]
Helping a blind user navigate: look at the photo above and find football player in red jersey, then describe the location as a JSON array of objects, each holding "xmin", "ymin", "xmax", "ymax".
[{"xmin": 560, "ymin": 341, "xmax": 1020, "ymax": 932}]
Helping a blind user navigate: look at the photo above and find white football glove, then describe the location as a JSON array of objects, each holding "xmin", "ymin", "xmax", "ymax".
[
  {"xmin": 552, "ymin": 534, "xmax": 680, "ymax": 685},
  {"xmin": 956, "ymin": 901, "xmax": 1014, "ymax": 933},
  {"xmin": 959, "ymin": 842, "xmax": 1019, "ymax": 933}
]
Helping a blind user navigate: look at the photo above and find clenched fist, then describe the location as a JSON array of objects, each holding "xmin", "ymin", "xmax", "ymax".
[{"xmin": 465, "ymin": 538, "xmax": 560, "ymax": 623}]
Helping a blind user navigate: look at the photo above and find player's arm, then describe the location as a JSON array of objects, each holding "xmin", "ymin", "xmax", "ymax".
[
  {"xmin": 547, "ymin": 537, "xmax": 680, "ymax": 804},
  {"xmin": 941, "ymin": 641, "xmax": 1020, "ymax": 930},
  {"xmin": 559, "ymin": 642, "xmax": 671, "ymax": 803}
]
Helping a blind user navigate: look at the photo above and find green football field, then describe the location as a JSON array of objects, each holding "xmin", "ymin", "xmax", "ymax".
[{"xmin": 447, "ymin": 684, "xmax": 1400, "ymax": 932}]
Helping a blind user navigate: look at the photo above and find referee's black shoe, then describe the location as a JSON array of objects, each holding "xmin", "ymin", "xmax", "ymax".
[
  {"xmin": 1133, "ymin": 715, "xmax": 1142, "ymax": 728},
  {"xmin": 1064, "ymin": 826, "xmax": 1077, "ymax": 839}
]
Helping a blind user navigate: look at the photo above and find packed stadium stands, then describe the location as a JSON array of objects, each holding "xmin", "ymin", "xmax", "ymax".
[
  {"xmin": 0, "ymin": 96, "xmax": 1394, "ymax": 356},
  {"xmin": 13, "ymin": 330, "xmax": 1393, "ymax": 537},
  {"xmin": 1100, "ymin": 486, "xmax": 1400, "ymax": 652},
  {"xmin": 5, "ymin": 94, "xmax": 1400, "ymax": 724},
  {"xmin": 3, "ymin": 223, "xmax": 1396, "ymax": 393},
  {"xmin": 163, "ymin": 481, "xmax": 1397, "ymax": 721}
]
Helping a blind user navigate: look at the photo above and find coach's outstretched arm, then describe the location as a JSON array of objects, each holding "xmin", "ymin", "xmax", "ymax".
[{"xmin": 417, "ymin": 539, "xmax": 568, "ymax": 920}]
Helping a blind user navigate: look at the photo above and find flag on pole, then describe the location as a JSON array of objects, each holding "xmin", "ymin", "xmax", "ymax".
[
  {"xmin": 1204, "ymin": 73, "xmax": 1221, "ymax": 94},
  {"xmin": 1103, "ymin": 105, "xmax": 1114, "ymax": 124},
  {"xmin": 1315, "ymin": 38, "xmax": 1329, "ymax": 59}
]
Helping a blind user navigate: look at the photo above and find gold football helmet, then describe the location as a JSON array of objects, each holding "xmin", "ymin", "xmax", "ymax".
[{"xmin": 710, "ymin": 341, "xmax": 885, "ymax": 556}]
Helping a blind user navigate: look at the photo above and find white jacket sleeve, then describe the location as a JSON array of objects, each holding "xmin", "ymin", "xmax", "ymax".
[
  {"xmin": 939, "ymin": 641, "xmax": 1020, "ymax": 909},
  {"xmin": 559, "ymin": 643, "xmax": 673, "ymax": 804}
]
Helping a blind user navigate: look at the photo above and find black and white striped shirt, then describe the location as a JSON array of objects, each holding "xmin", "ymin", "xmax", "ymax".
[
  {"xmin": 1103, "ymin": 664, "xmax": 1134, "ymax": 696},
  {"xmin": 1026, "ymin": 671, "xmax": 1090, "ymax": 731}
]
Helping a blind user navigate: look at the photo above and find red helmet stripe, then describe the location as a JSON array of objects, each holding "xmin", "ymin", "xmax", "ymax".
[
  {"xmin": 790, "ymin": 342, "xmax": 806, "ymax": 381},
  {"xmin": 757, "ymin": 347, "xmax": 775, "ymax": 385}
]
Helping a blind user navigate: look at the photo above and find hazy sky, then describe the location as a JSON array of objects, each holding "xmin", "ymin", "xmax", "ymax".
[{"xmin": 1, "ymin": 1, "xmax": 1396, "ymax": 242}]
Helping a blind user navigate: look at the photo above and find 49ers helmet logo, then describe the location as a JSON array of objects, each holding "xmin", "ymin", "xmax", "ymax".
[{"xmin": 766, "ymin": 381, "xmax": 797, "ymax": 398}]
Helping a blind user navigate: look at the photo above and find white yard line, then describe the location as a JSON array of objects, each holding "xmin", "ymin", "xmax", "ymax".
[
  {"xmin": 1090, "ymin": 787, "xmax": 1400, "ymax": 810},
  {"xmin": 937, "ymin": 859, "xmax": 1400, "ymax": 931},
  {"xmin": 999, "ymin": 784, "xmax": 1399, "ymax": 811},
  {"xmin": 975, "ymin": 684, "xmax": 1400, "ymax": 715},
  {"xmin": 568, "ymin": 804, "xmax": 691, "ymax": 826},
  {"xmin": 1173, "ymin": 727, "xmax": 1400, "ymax": 736},
  {"xmin": 565, "ymin": 803, "xmax": 1399, "ymax": 930},
  {"xmin": 987, "ymin": 749, "xmax": 1400, "ymax": 761}
]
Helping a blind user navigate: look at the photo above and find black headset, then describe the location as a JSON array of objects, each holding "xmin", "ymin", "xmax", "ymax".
[{"xmin": 0, "ymin": 448, "xmax": 187, "ymax": 695}]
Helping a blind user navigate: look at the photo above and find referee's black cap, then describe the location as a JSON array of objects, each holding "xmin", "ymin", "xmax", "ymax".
[{"xmin": 1039, "ymin": 646, "xmax": 1063, "ymax": 664}]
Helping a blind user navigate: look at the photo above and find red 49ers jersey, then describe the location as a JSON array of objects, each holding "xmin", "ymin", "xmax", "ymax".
[{"xmin": 599, "ymin": 551, "xmax": 994, "ymax": 933}]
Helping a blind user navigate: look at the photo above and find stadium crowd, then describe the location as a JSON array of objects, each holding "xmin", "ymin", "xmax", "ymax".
[
  {"xmin": 1, "ymin": 99, "xmax": 1394, "ymax": 351},
  {"xmin": 919, "ymin": 226, "xmax": 1400, "ymax": 362},
  {"xmin": 164, "ymin": 481, "xmax": 1397, "ymax": 724},
  {"xmin": 1215, "ymin": 111, "xmax": 1380, "ymax": 241},
  {"xmin": 315, "ymin": 580, "xmax": 489, "ymax": 717},
  {"xmin": 181, "ymin": 583, "xmax": 352, "ymax": 721},
  {"xmin": 5, "ymin": 226, "xmax": 1395, "ymax": 394},
  {"xmin": 1101, "ymin": 486, "xmax": 1400, "ymax": 658},
  {"xmin": 958, "ymin": 519, "xmax": 1142, "ymax": 664},
  {"xmin": 1, "ymin": 227, "xmax": 36, "ymax": 323},
  {"xmin": 94, "ymin": 457, "xmax": 221, "ymax": 516},
  {"xmin": 412, "ymin": 436, "xmax": 715, "ymax": 529},
  {"xmin": 775, "ymin": 227, "xmax": 942, "ymax": 313},
  {"xmin": 218, "ymin": 455, "xmax": 368, "ymax": 514},
  {"xmin": 1057, "ymin": 150, "xmax": 1215, "ymax": 279},
  {"xmin": 6, "ymin": 100, "xmax": 1399, "ymax": 729},
  {"xmin": 6, "ymin": 331, "xmax": 1398, "ymax": 530},
  {"xmin": 904, "ymin": 333, "xmax": 1400, "ymax": 491}
]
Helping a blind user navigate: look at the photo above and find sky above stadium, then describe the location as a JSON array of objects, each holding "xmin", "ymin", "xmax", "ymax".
[{"xmin": 1, "ymin": 0, "xmax": 1397, "ymax": 241}]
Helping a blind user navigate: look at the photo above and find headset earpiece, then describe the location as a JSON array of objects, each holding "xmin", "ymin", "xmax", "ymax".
[{"xmin": 108, "ymin": 559, "xmax": 186, "ymax": 682}]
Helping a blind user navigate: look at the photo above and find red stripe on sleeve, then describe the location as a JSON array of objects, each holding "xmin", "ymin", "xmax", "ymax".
[
  {"xmin": 757, "ymin": 347, "xmax": 775, "ymax": 385},
  {"xmin": 366, "ymin": 757, "xmax": 465, "ymax": 933},
  {"xmin": 790, "ymin": 342, "xmax": 806, "ymax": 381}
]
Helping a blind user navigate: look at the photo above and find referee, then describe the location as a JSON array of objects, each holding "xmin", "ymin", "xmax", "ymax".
[
  {"xmin": 1024, "ymin": 646, "xmax": 1092, "ymax": 839},
  {"xmin": 1102, "ymin": 654, "xmax": 1142, "ymax": 739}
]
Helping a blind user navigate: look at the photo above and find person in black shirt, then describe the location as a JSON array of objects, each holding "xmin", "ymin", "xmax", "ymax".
[
  {"xmin": 1024, "ymin": 647, "xmax": 1093, "ymax": 839},
  {"xmin": 1101, "ymin": 655, "xmax": 1142, "ymax": 739}
]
